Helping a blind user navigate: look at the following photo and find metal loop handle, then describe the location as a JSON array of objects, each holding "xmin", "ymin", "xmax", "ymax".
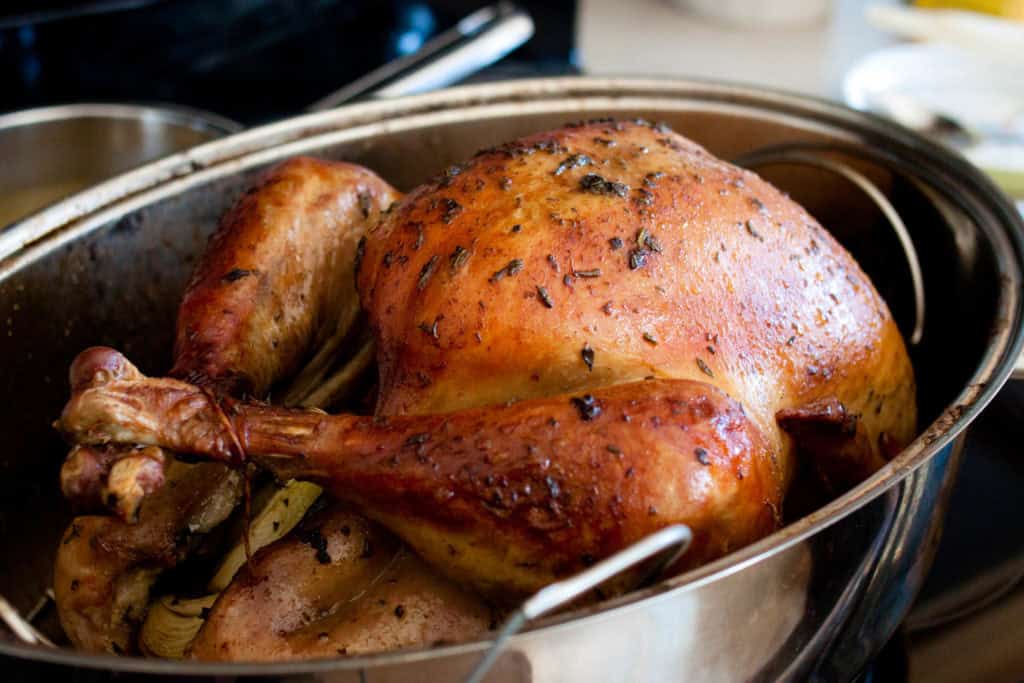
[
  {"xmin": 0, "ymin": 594, "xmax": 54, "ymax": 648},
  {"xmin": 463, "ymin": 524, "xmax": 693, "ymax": 683},
  {"xmin": 735, "ymin": 145, "xmax": 926, "ymax": 346}
]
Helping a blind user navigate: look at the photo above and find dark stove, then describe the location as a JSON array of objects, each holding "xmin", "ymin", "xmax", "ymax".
[{"xmin": 2, "ymin": 3, "xmax": 1022, "ymax": 681}]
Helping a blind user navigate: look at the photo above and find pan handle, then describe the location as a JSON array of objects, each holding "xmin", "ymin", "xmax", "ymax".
[
  {"xmin": 462, "ymin": 524, "xmax": 692, "ymax": 683},
  {"xmin": 307, "ymin": 2, "xmax": 534, "ymax": 112}
]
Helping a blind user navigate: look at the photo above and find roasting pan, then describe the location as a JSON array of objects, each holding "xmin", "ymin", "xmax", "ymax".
[{"xmin": 0, "ymin": 77, "xmax": 1021, "ymax": 682}]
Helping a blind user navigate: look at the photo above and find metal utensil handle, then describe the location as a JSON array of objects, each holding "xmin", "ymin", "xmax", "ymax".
[
  {"xmin": 307, "ymin": 1, "xmax": 534, "ymax": 111},
  {"xmin": 0, "ymin": 594, "xmax": 54, "ymax": 647},
  {"xmin": 463, "ymin": 524, "xmax": 693, "ymax": 683}
]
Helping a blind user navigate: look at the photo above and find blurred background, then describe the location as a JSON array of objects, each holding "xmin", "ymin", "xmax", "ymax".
[{"xmin": 1, "ymin": 1, "xmax": 1022, "ymax": 681}]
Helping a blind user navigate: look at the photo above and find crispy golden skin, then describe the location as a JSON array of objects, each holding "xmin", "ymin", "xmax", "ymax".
[
  {"xmin": 171, "ymin": 156, "xmax": 399, "ymax": 398},
  {"xmin": 358, "ymin": 121, "xmax": 915, "ymax": 477}
]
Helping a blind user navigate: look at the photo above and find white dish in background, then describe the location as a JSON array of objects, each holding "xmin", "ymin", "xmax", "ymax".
[{"xmin": 843, "ymin": 43, "xmax": 1024, "ymax": 205}]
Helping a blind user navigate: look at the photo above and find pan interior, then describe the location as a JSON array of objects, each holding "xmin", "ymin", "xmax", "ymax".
[{"xmin": 0, "ymin": 87, "xmax": 1011, "ymax": 666}]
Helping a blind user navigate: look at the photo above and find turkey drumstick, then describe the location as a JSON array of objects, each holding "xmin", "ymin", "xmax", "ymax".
[{"xmin": 61, "ymin": 348, "xmax": 782, "ymax": 597}]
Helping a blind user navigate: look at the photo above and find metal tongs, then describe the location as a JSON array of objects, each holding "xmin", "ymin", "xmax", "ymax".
[{"xmin": 463, "ymin": 524, "xmax": 693, "ymax": 683}]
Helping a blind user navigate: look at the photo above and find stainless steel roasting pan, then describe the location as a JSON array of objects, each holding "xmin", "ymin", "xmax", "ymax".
[{"xmin": 0, "ymin": 77, "xmax": 1021, "ymax": 682}]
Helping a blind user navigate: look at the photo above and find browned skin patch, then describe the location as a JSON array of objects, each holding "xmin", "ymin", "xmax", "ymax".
[
  {"xmin": 172, "ymin": 157, "xmax": 400, "ymax": 397},
  {"xmin": 189, "ymin": 503, "xmax": 492, "ymax": 660},
  {"xmin": 358, "ymin": 121, "xmax": 915, "ymax": 478},
  {"xmin": 61, "ymin": 364, "xmax": 781, "ymax": 597}
]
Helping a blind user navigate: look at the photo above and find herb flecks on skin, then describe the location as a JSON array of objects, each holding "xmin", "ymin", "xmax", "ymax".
[
  {"xmin": 358, "ymin": 192, "xmax": 372, "ymax": 218},
  {"xmin": 297, "ymin": 527, "xmax": 331, "ymax": 565},
  {"xmin": 417, "ymin": 255, "xmax": 439, "ymax": 291},
  {"xmin": 745, "ymin": 220, "xmax": 764, "ymax": 241},
  {"xmin": 418, "ymin": 317, "xmax": 441, "ymax": 340},
  {"xmin": 449, "ymin": 245, "xmax": 469, "ymax": 272},
  {"xmin": 222, "ymin": 268, "xmax": 256, "ymax": 282},
  {"xmin": 579, "ymin": 173, "xmax": 629, "ymax": 198},
  {"xmin": 695, "ymin": 447, "xmax": 711, "ymax": 465},
  {"xmin": 537, "ymin": 285, "xmax": 554, "ymax": 308},
  {"xmin": 489, "ymin": 259, "xmax": 524, "ymax": 283},
  {"xmin": 629, "ymin": 249, "xmax": 649, "ymax": 270},
  {"xmin": 643, "ymin": 171, "xmax": 664, "ymax": 188},
  {"xmin": 696, "ymin": 357, "xmax": 714, "ymax": 378},
  {"xmin": 581, "ymin": 343, "xmax": 595, "ymax": 371},
  {"xmin": 574, "ymin": 268, "xmax": 601, "ymax": 279},
  {"xmin": 643, "ymin": 332, "xmax": 659, "ymax": 346},
  {"xmin": 404, "ymin": 433, "xmax": 430, "ymax": 447},
  {"xmin": 440, "ymin": 198, "xmax": 462, "ymax": 224},
  {"xmin": 570, "ymin": 394, "xmax": 602, "ymax": 421},
  {"xmin": 609, "ymin": 237, "xmax": 624, "ymax": 250},
  {"xmin": 553, "ymin": 153, "xmax": 592, "ymax": 176},
  {"xmin": 637, "ymin": 227, "xmax": 662, "ymax": 253}
]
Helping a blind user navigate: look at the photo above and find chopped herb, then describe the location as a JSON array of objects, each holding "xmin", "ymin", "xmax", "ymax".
[
  {"xmin": 449, "ymin": 245, "xmax": 469, "ymax": 271},
  {"xmin": 358, "ymin": 192, "xmax": 372, "ymax": 218},
  {"xmin": 606, "ymin": 444, "xmax": 622, "ymax": 455},
  {"xmin": 635, "ymin": 188, "xmax": 655, "ymax": 206},
  {"xmin": 696, "ymin": 357, "xmax": 714, "ymax": 378},
  {"xmin": 499, "ymin": 176, "xmax": 512, "ymax": 190},
  {"xmin": 574, "ymin": 268, "xmax": 602, "ymax": 278},
  {"xmin": 394, "ymin": 605, "xmax": 406, "ymax": 618},
  {"xmin": 383, "ymin": 251, "xmax": 394, "ymax": 267},
  {"xmin": 297, "ymin": 527, "xmax": 331, "ymax": 565},
  {"xmin": 629, "ymin": 249, "xmax": 649, "ymax": 270},
  {"xmin": 510, "ymin": 224, "xmax": 522, "ymax": 233},
  {"xmin": 405, "ymin": 433, "xmax": 430, "ymax": 447},
  {"xmin": 537, "ymin": 285, "xmax": 553, "ymax": 308},
  {"xmin": 745, "ymin": 220, "xmax": 763, "ymax": 241},
  {"xmin": 553, "ymin": 153, "xmax": 592, "ymax": 176},
  {"xmin": 593, "ymin": 137, "xmax": 617, "ymax": 147},
  {"xmin": 643, "ymin": 171, "xmax": 664, "ymax": 188},
  {"xmin": 416, "ymin": 255, "xmax": 439, "ymax": 291},
  {"xmin": 440, "ymin": 198, "xmax": 462, "ymax": 224},
  {"xmin": 563, "ymin": 274, "xmax": 574, "ymax": 287},
  {"xmin": 545, "ymin": 475, "xmax": 561, "ymax": 498},
  {"xmin": 570, "ymin": 394, "xmax": 602, "ymax": 421},
  {"xmin": 706, "ymin": 344, "xmax": 716, "ymax": 355},
  {"xmin": 223, "ymin": 268, "xmax": 256, "ymax": 282},
  {"xmin": 637, "ymin": 227, "xmax": 662, "ymax": 253},
  {"xmin": 643, "ymin": 332, "xmax": 659, "ymax": 345},
  {"xmin": 581, "ymin": 343, "xmax": 595, "ymax": 371},
  {"xmin": 694, "ymin": 447, "xmax": 710, "ymax": 465},
  {"xmin": 413, "ymin": 224, "xmax": 425, "ymax": 250},
  {"xmin": 547, "ymin": 254, "xmax": 559, "ymax": 272},
  {"xmin": 579, "ymin": 173, "xmax": 629, "ymax": 197},
  {"xmin": 418, "ymin": 318, "xmax": 440, "ymax": 339},
  {"xmin": 609, "ymin": 237, "xmax": 624, "ymax": 250},
  {"xmin": 489, "ymin": 259, "xmax": 524, "ymax": 283},
  {"xmin": 786, "ymin": 336, "xmax": 796, "ymax": 346}
]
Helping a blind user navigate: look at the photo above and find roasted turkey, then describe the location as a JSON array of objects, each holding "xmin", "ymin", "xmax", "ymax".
[{"xmin": 54, "ymin": 119, "xmax": 916, "ymax": 659}]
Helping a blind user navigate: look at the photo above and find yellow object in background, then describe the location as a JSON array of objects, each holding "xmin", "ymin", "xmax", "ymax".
[{"xmin": 914, "ymin": 0, "xmax": 1024, "ymax": 20}]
